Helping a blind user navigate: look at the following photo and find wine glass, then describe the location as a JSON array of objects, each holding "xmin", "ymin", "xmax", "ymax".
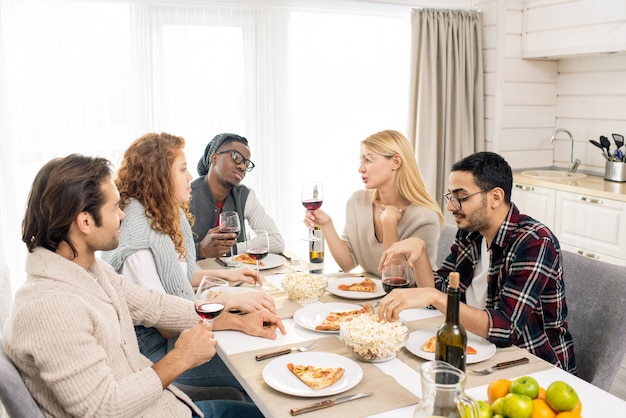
[
  {"xmin": 301, "ymin": 181, "xmax": 323, "ymax": 241},
  {"xmin": 245, "ymin": 230, "xmax": 269, "ymax": 288},
  {"xmin": 194, "ymin": 276, "xmax": 229, "ymax": 328},
  {"xmin": 382, "ymin": 259, "xmax": 410, "ymax": 294},
  {"xmin": 219, "ymin": 211, "xmax": 241, "ymax": 267}
]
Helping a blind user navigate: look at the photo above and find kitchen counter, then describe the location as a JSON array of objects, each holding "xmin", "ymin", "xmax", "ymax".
[{"xmin": 513, "ymin": 172, "xmax": 626, "ymax": 203}]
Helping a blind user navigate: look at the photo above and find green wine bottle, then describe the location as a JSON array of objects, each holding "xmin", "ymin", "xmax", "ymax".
[{"xmin": 435, "ymin": 272, "xmax": 467, "ymax": 372}]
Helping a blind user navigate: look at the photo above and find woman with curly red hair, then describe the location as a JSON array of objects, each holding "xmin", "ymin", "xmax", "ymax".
[{"xmin": 102, "ymin": 132, "xmax": 284, "ymax": 401}]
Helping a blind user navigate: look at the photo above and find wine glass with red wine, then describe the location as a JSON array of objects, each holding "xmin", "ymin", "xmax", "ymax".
[
  {"xmin": 382, "ymin": 259, "xmax": 410, "ymax": 294},
  {"xmin": 219, "ymin": 211, "xmax": 241, "ymax": 267},
  {"xmin": 194, "ymin": 276, "xmax": 229, "ymax": 328},
  {"xmin": 245, "ymin": 230, "xmax": 269, "ymax": 288},
  {"xmin": 301, "ymin": 181, "xmax": 323, "ymax": 241}
]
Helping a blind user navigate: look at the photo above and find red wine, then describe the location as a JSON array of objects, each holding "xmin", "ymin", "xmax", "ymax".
[
  {"xmin": 195, "ymin": 302, "xmax": 225, "ymax": 320},
  {"xmin": 302, "ymin": 199, "xmax": 323, "ymax": 211},
  {"xmin": 382, "ymin": 277, "xmax": 410, "ymax": 293},
  {"xmin": 247, "ymin": 248, "xmax": 268, "ymax": 261},
  {"xmin": 220, "ymin": 227, "xmax": 240, "ymax": 234}
]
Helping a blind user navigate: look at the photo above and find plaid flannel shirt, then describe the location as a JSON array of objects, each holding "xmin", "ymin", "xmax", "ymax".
[{"xmin": 435, "ymin": 204, "xmax": 577, "ymax": 373}]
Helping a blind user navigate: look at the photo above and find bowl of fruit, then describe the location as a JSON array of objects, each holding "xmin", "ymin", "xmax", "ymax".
[{"xmin": 482, "ymin": 376, "xmax": 581, "ymax": 418}]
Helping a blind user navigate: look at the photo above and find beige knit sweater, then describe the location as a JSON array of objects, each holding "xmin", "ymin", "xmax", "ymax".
[{"xmin": 2, "ymin": 248, "xmax": 201, "ymax": 417}]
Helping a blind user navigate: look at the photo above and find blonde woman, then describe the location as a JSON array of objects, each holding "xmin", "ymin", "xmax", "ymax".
[{"xmin": 304, "ymin": 129, "xmax": 443, "ymax": 276}]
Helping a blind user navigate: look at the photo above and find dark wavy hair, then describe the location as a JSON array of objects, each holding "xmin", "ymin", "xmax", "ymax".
[
  {"xmin": 22, "ymin": 154, "xmax": 113, "ymax": 256},
  {"xmin": 451, "ymin": 151, "xmax": 513, "ymax": 204}
]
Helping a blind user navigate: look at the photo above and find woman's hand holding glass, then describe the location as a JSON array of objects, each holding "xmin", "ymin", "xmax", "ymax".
[{"xmin": 301, "ymin": 181, "xmax": 323, "ymax": 241}]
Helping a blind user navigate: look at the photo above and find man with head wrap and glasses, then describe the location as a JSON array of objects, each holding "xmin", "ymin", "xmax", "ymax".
[{"xmin": 190, "ymin": 133, "xmax": 285, "ymax": 260}]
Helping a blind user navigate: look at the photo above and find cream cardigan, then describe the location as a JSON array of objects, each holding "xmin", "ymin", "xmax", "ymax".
[{"xmin": 2, "ymin": 248, "xmax": 201, "ymax": 418}]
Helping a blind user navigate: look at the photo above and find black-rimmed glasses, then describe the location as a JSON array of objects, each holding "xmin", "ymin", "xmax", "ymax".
[
  {"xmin": 215, "ymin": 149, "xmax": 255, "ymax": 172},
  {"xmin": 444, "ymin": 187, "xmax": 494, "ymax": 210}
]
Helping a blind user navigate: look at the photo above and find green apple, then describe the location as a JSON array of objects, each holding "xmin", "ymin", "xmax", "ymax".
[
  {"xmin": 490, "ymin": 397, "xmax": 505, "ymax": 416},
  {"xmin": 510, "ymin": 376, "xmax": 540, "ymax": 399},
  {"xmin": 503, "ymin": 393, "xmax": 533, "ymax": 418},
  {"xmin": 545, "ymin": 380, "xmax": 580, "ymax": 412},
  {"xmin": 477, "ymin": 400, "xmax": 493, "ymax": 418}
]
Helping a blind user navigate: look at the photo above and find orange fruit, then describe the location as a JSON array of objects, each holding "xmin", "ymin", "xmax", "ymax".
[
  {"xmin": 538, "ymin": 387, "xmax": 547, "ymax": 400},
  {"xmin": 555, "ymin": 412, "xmax": 580, "ymax": 418},
  {"xmin": 487, "ymin": 379, "xmax": 512, "ymax": 404},
  {"xmin": 532, "ymin": 398, "xmax": 556, "ymax": 418},
  {"xmin": 572, "ymin": 401, "xmax": 582, "ymax": 415}
]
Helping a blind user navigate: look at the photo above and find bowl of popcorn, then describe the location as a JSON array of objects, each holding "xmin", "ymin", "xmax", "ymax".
[
  {"xmin": 339, "ymin": 314, "xmax": 409, "ymax": 362},
  {"xmin": 281, "ymin": 272, "xmax": 328, "ymax": 303}
]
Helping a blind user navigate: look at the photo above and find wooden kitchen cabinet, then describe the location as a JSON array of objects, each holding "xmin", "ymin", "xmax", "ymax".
[
  {"xmin": 512, "ymin": 182, "xmax": 626, "ymax": 266},
  {"xmin": 522, "ymin": 0, "xmax": 626, "ymax": 58},
  {"xmin": 512, "ymin": 182, "xmax": 556, "ymax": 230}
]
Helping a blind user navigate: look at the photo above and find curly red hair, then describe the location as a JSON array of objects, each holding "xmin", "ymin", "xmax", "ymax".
[{"xmin": 116, "ymin": 132, "xmax": 194, "ymax": 258}]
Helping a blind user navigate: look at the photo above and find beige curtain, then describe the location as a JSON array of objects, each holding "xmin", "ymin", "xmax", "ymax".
[{"xmin": 408, "ymin": 8, "xmax": 484, "ymax": 210}]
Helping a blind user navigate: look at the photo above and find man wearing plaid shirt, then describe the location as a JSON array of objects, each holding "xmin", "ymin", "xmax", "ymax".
[{"xmin": 378, "ymin": 152, "xmax": 576, "ymax": 373}]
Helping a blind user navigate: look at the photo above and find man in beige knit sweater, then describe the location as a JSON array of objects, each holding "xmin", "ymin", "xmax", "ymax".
[{"xmin": 2, "ymin": 154, "xmax": 281, "ymax": 417}]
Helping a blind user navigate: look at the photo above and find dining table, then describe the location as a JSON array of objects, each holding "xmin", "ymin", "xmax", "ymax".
[{"xmin": 198, "ymin": 254, "xmax": 626, "ymax": 417}]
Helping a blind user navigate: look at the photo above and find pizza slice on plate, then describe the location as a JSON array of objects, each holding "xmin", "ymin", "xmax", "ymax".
[
  {"xmin": 286, "ymin": 363, "xmax": 345, "ymax": 391},
  {"xmin": 423, "ymin": 335, "xmax": 478, "ymax": 355},
  {"xmin": 315, "ymin": 303, "xmax": 374, "ymax": 331},
  {"xmin": 233, "ymin": 253, "xmax": 265, "ymax": 266},
  {"xmin": 337, "ymin": 277, "xmax": 377, "ymax": 292}
]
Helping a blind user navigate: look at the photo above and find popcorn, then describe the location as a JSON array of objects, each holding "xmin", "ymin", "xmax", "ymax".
[
  {"xmin": 340, "ymin": 314, "xmax": 409, "ymax": 362},
  {"xmin": 282, "ymin": 272, "xmax": 328, "ymax": 303}
]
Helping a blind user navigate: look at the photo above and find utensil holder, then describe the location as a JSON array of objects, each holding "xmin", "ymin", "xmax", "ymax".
[{"xmin": 604, "ymin": 161, "xmax": 626, "ymax": 182}]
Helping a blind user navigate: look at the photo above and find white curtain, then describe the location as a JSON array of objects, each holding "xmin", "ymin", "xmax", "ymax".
[
  {"xmin": 0, "ymin": 0, "xmax": 413, "ymax": 293},
  {"xmin": 408, "ymin": 8, "xmax": 484, "ymax": 214}
]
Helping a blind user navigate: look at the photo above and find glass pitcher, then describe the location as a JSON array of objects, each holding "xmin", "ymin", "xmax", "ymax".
[{"xmin": 413, "ymin": 360, "xmax": 479, "ymax": 418}]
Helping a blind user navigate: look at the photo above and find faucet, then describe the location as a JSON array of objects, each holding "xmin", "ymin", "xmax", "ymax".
[{"xmin": 549, "ymin": 128, "xmax": 580, "ymax": 173}]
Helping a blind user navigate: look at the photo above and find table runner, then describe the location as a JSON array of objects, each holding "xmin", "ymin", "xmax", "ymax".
[
  {"xmin": 396, "ymin": 316, "xmax": 555, "ymax": 389},
  {"xmin": 228, "ymin": 336, "xmax": 419, "ymax": 418}
]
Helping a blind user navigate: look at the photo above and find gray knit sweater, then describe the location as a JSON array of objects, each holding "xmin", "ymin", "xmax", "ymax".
[{"xmin": 102, "ymin": 198, "xmax": 196, "ymax": 301}]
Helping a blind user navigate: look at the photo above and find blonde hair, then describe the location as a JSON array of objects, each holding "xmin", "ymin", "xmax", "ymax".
[{"xmin": 362, "ymin": 130, "xmax": 444, "ymax": 225}]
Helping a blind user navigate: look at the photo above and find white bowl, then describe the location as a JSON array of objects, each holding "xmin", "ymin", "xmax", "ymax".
[
  {"xmin": 340, "ymin": 315, "xmax": 409, "ymax": 362},
  {"xmin": 282, "ymin": 272, "xmax": 328, "ymax": 303}
]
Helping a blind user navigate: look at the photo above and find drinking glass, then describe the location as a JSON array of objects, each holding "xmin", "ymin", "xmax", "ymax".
[
  {"xmin": 301, "ymin": 181, "xmax": 323, "ymax": 241},
  {"xmin": 245, "ymin": 230, "xmax": 269, "ymax": 288},
  {"xmin": 194, "ymin": 276, "xmax": 229, "ymax": 328},
  {"xmin": 219, "ymin": 211, "xmax": 241, "ymax": 267},
  {"xmin": 382, "ymin": 259, "xmax": 410, "ymax": 294}
]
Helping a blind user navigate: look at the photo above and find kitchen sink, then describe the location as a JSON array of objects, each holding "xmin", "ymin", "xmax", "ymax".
[{"xmin": 521, "ymin": 170, "xmax": 586, "ymax": 180}]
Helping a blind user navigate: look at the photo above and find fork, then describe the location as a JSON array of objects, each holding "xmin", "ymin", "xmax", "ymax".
[
  {"xmin": 255, "ymin": 341, "xmax": 318, "ymax": 361},
  {"xmin": 472, "ymin": 357, "xmax": 530, "ymax": 375}
]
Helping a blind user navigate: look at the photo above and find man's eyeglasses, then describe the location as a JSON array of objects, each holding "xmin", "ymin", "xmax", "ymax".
[
  {"xmin": 444, "ymin": 187, "xmax": 494, "ymax": 210},
  {"xmin": 215, "ymin": 149, "xmax": 255, "ymax": 172}
]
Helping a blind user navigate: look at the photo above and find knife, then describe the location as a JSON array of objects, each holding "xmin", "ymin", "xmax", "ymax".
[
  {"xmin": 215, "ymin": 257, "xmax": 227, "ymax": 267},
  {"xmin": 290, "ymin": 393, "xmax": 372, "ymax": 415}
]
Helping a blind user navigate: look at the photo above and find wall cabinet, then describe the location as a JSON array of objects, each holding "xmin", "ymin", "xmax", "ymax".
[
  {"xmin": 513, "ymin": 182, "xmax": 626, "ymax": 266},
  {"xmin": 522, "ymin": 0, "xmax": 626, "ymax": 58}
]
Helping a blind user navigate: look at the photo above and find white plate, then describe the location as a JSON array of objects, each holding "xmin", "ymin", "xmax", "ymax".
[
  {"xmin": 293, "ymin": 303, "xmax": 364, "ymax": 333},
  {"xmin": 233, "ymin": 253, "xmax": 286, "ymax": 270},
  {"xmin": 262, "ymin": 352, "xmax": 363, "ymax": 397},
  {"xmin": 405, "ymin": 327, "xmax": 496, "ymax": 364},
  {"xmin": 326, "ymin": 276, "xmax": 386, "ymax": 299}
]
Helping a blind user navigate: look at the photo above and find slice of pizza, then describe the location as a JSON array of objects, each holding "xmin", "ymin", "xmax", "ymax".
[
  {"xmin": 423, "ymin": 335, "xmax": 478, "ymax": 355},
  {"xmin": 286, "ymin": 363, "xmax": 345, "ymax": 391},
  {"xmin": 337, "ymin": 277, "xmax": 377, "ymax": 292},
  {"xmin": 315, "ymin": 303, "xmax": 374, "ymax": 331},
  {"xmin": 233, "ymin": 253, "xmax": 265, "ymax": 266}
]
